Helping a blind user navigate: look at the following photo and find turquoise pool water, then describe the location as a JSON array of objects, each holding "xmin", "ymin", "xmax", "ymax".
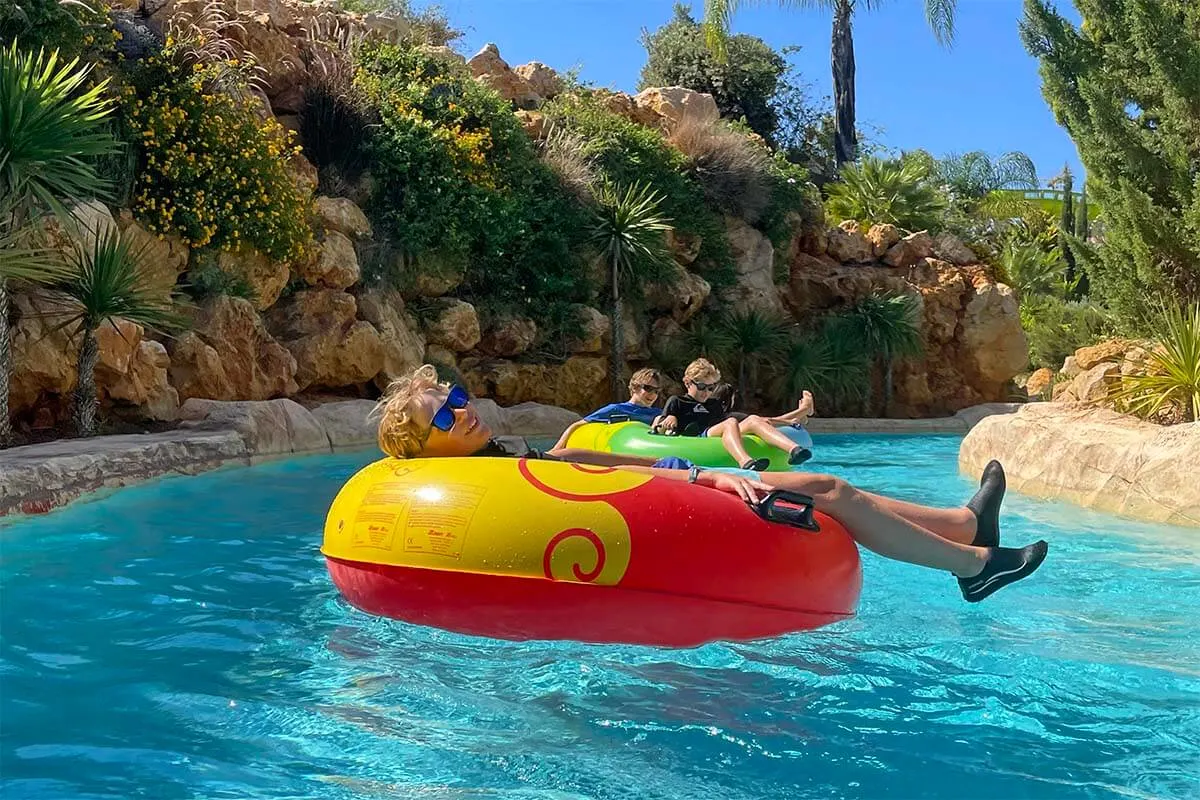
[{"xmin": 2, "ymin": 435, "xmax": 1198, "ymax": 799}]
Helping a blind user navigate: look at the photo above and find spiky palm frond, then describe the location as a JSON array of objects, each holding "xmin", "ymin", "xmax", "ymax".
[
  {"xmin": 832, "ymin": 291, "xmax": 924, "ymax": 361},
  {"xmin": 57, "ymin": 224, "xmax": 188, "ymax": 334},
  {"xmin": 680, "ymin": 313, "xmax": 735, "ymax": 363},
  {"xmin": 776, "ymin": 319, "xmax": 871, "ymax": 410},
  {"xmin": 973, "ymin": 189, "xmax": 1043, "ymax": 221},
  {"xmin": 1112, "ymin": 303, "xmax": 1200, "ymax": 423},
  {"xmin": 1000, "ymin": 238, "xmax": 1066, "ymax": 299},
  {"xmin": 589, "ymin": 181, "xmax": 674, "ymax": 294},
  {"xmin": 719, "ymin": 308, "xmax": 790, "ymax": 361},
  {"xmin": 0, "ymin": 41, "xmax": 117, "ymax": 219}
]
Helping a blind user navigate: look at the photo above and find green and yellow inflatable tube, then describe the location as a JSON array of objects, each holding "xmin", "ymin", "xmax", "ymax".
[{"xmin": 564, "ymin": 421, "xmax": 814, "ymax": 471}]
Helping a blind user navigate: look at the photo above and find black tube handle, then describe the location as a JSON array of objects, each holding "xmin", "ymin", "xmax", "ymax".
[
  {"xmin": 755, "ymin": 490, "xmax": 821, "ymax": 532},
  {"xmin": 606, "ymin": 414, "xmax": 631, "ymax": 424}
]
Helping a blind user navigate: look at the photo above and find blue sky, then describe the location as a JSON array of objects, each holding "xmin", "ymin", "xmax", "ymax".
[{"xmin": 431, "ymin": 0, "xmax": 1086, "ymax": 186}]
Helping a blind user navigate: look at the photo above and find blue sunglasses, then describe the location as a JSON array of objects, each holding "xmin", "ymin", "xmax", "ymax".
[{"xmin": 431, "ymin": 385, "xmax": 470, "ymax": 432}]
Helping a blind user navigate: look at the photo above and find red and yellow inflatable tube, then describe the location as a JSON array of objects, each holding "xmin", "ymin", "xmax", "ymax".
[{"xmin": 322, "ymin": 457, "xmax": 862, "ymax": 647}]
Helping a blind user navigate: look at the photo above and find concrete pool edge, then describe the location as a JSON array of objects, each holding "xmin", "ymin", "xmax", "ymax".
[{"xmin": 0, "ymin": 399, "xmax": 1018, "ymax": 520}]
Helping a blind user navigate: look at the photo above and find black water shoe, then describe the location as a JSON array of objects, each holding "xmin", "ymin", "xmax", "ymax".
[
  {"xmin": 788, "ymin": 446, "xmax": 812, "ymax": 466},
  {"xmin": 968, "ymin": 460, "xmax": 1006, "ymax": 548},
  {"xmin": 958, "ymin": 541, "xmax": 1048, "ymax": 603},
  {"xmin": 742, "ymin": 457, "xmax": 770, "ymax": 471}
]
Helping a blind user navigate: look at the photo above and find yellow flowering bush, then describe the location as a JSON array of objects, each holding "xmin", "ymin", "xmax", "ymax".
[{"xmin": 124, "ymin": 47, "xmax": 312, "ymax": 261}]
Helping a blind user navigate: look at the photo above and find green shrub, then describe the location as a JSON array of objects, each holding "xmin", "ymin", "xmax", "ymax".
[
  {"xmin": 542, "ymin": 92, "xmax": 733, "ymax": 285},
  {"xmin": 123, "ymin": 39, "xmax": 312, "ymax": 261},
  {"xmin": 356, "ymin": 42, "xmax": 595, "ymax": 321},
  {"xmin": 640, "ymin": 3, "xmax": 788, "ymax": 143},
  {"xmin": 182, "ymin": 258, "xmax": 256, "ymax": 303},
  {"xmin": 1, "ymin": 0, "xmax": 116, "ymax": 59},
  {"xmin": 824, "ymin": 155, "xmax": 946, "ymax": 231},
  {"xmin": 1021, "ymin": 296, "xmax": 1112, "ymax": 370}
]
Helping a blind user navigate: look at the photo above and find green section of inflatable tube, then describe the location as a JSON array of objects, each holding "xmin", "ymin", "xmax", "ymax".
[{"xmin": 565, "ymin": 421, "xmax": 811, "ymax": 470}]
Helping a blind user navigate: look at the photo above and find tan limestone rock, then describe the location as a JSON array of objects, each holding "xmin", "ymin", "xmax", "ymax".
[
  {"xmin": 313, "ymin": 196, "xmax": 371, "ymax": 238},
  {"xmin": 960, "ymin": 403, "xmax": 1200, "ymax": 527}
]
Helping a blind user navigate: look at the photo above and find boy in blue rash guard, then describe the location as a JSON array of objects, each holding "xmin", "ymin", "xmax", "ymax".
[{"xmin": 552, "ymin": 368, "xmax": 663, "ymax": 449}]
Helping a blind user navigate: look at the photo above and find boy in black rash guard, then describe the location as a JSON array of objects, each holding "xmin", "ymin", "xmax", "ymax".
[{"xmin": 652, "ymin": 359, "xmax": 811, "ymax": 471}]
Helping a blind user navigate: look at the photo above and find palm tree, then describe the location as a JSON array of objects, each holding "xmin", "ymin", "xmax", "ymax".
[
  {"xmin": 704, "ymin": 0, "xmax": 957, "ymax": 167},
  {"xmin": 588, "ymin": 181, "xmax": 673, "ymax": 401},
  {"xmin": 931, "ymin": 150, "xmax": 1040, "ymax": 217},
  {"xmin": 829, "ymin": 291, "xmax": 923, "ymax": 416},
  {"xmin": 56, "ymin": 226, "xmax": 185, "ymax": 437},
  {"xmin": 718, "ymin": 308, "xmax": 790, "ymax": 397},
  {"xmin": 776, "ymin": 320, "xmax": 871, "ymax": 413},
  {"xmin": 0, "ymin": 41, "xmax": 116, "ymax": 441}
]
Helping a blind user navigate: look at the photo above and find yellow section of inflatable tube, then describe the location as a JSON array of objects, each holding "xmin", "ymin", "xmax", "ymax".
[{"xmin": 322, "ymin": 457, "xmax": 650, "ymax": 585}]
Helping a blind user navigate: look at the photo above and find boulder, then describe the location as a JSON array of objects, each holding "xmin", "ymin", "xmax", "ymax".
[
  {"xmin": 424, "ymin": 298, "xmax": 481, "ymax": 353},
  {"xmin": 566, "ymin": 304, "xmax": 609, "ymax": 354},
  {"xmin": 865, "ymin": 223, "xmax": 901, "ymax": 258},
  {"xmin": 919, "ymin": 262, "xmax": 968, "ymax": 344},
  {"xmin": 883, "ymin": 231, "xmax": 935, "ymax": 268},
  {"xmin": 503, "ymin": 402, "xmax": 581, "ymax": 435},
  {"xmin": 602, "ymin": 306, "xmax": 649, "ymax": 360},
  {"xmin": 960, "ymin": 403, "xmax": 1200, "ymax": 526},
  {"xmin": 513, "ymin": 61, "xmax": 563, "ymax": 99},
  {"xmin": 666, "ymin": 229, "xmax": 702, "ymax": 265},
  {"xmin": 115, "ymin": 210, "xmax": 189, "ymax": 302},
  {"xmin": 168, "ymin": 295, "xmax": 298, "ymax": 402},
  {"xmin": 1074, "ymin": 339, "xmax": 1136, "ymax": 371},
  {"xmin": 1121, "ymin": 346, "xmax": 1152, "ymax": 377},
  {"xmin": 295, "ymin": 230, "xmax": 359, "ymax": 289},
  {"xmin": 632, "ymin": 87, "xmax": 720, "ymax": 131},
  {"xmin": 645, "ymin": 263, "xmax": 711, "ymax": 324},
  {"xmin": 1069, "ymin": 362, "xmax": 1120, "ymax": 404},
  {"xmin": 959, "ymin": 279, "xmax": 1028, "ymax": 392},
  {"xmin": 932, "ymin": 232, "xmax": 976, "ymax": 266},
  {"xmin": 795, "ymin": 225, "xmax": 828, "ymax": 258},
  {"xmin": 467, "ymin": 43, "xmax": 540, "ymax": 108},
  {"xmin": 479, "ymin": 315, "xmax": 538, "ymax": 357},
  {"xmin": 287, "ymin": 152, "xmax": 319, "ymax": 197},
  {"xmin": 34, "ymin": 199, "xmax": 116, "ymax": 256},
  {"xmin": 264, "ymin": 289, "xmax": 385, "ymax": 390},
  {"xmin": 466, "ymin": 41, "xmax": 508, "ymax": 76},
  {"xmin": 825, "ymin": 225, "xmax": 874, "ymax": 263},
  {"xmin": 1060, "ymin": 355, "xmax": 1082, "ymax": 379},
  {"xmin": 1025, "ymin": 367, "xmax": 1054, "ymax": 398},
  {"xmin": 310, "ymin": 399, "xmax": 379, "ymax": 449},
  {"xmin": 471, "ymin": 398, "xmax": 511, "ymax": 436},
  {"xmin": 460, "ymin": 356, "xmax": 608, "ymax": 414},
  {"xmin": 313, "ymin": 196, "xmax": 371, "ymax": 238},
  {"xmin": 216, "ymin": 246, "xmax": 291, "ymax": 310},
  {"xmin": 515, "ymin": 109, "xmax": 547, "ymax": 139},
  {"xmin": 425, "ymin": 344, "xmax": 458, "ymax": 370},
  {"xmin": 409, "ymin": 250, "xmax": 465, "ymax": 297},
  {"xmin": 8, "ymin": 290, "xmax": 180, "ymax": 424},
  {"xmin": 354, "ymin": 287, "xmax": 425, "ymax": 389},
  {"xmin": 179, "ymin": 397, "xmax": 329, "ymax": 456},
  {"xmin": 722, "ymin": 217, "xmax": 784, "ymax": 316}
]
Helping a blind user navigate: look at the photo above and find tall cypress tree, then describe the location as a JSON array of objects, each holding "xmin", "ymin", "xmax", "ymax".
[
  {"xmin": 1020, "ymin": 0, "xmax": 1200, "ymax": 326},
  {"xmin": 1057, "ymin": 164, "xmax": 1076, "ymax": 288},
  {"xmin": 1073, "ymin": 181, "xmax": 1091, "ymax": 296}
]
